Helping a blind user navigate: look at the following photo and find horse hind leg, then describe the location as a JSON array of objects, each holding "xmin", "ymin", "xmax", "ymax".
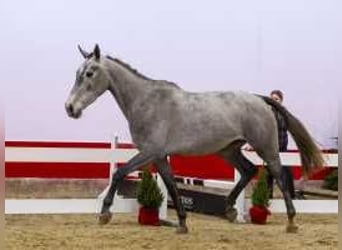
[
  {"xmin": 218, "ymin": 144, "xmax": 258, "ymax": 223},
  {"xmin": 264, "ymin": 157, "xmax": 298, "ymax": 233}
]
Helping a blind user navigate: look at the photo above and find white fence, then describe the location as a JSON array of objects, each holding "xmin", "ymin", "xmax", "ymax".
[
  {"xmin": 5, "ymin": 145, "xmax": 168, "ymax": 219},
  {"xmin": 5, "ymin": 145, "xmax": 338, "ymax": 219}
]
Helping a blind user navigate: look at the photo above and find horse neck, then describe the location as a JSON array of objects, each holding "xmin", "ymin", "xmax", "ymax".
[{"xmin": 105, "ymin": 59, "xmax": 152, "ymax": 119}]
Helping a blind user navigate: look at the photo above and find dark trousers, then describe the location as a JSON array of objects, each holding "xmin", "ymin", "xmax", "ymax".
[{"xmin": 266, "ymin": 166, "xmax": 295, "ymax": 199}]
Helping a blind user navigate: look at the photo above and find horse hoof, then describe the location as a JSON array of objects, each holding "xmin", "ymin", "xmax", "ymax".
[
  {"xmin": 225, "ymin": 207, "xmax": 237, "ymax": 222},
  {"xmin": 176, "ymin": 226, "xmax": 189, "ymax": 234},
  {"xmin": 160, "ymin": 219, "xmax": 178, "ymax": 228},
  {"xmin": 98, "ymin": 211, "xmax": 113, "ymax": 225},
  {"xmin": 286, "ymin": 224, "xmax": 298, "ymax": 233}
]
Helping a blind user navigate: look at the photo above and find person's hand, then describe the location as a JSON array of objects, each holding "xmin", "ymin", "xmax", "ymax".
[{"xmin": 241, "ymin": 143, "xmax": 254, "ymax": 151}]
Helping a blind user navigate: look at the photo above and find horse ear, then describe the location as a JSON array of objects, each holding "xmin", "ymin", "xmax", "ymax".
[
  {"xmin": 94, "ymin": 44, "xmax": 101, "ymax": 60},
  {"xmin": 78, "ymin": 44, "xmax": 90, "ymax": 59}
]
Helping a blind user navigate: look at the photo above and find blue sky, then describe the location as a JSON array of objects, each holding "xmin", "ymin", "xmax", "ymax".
[{"xmin": 2, "ymin": 0, "xmax": 340, "ymax": 148}]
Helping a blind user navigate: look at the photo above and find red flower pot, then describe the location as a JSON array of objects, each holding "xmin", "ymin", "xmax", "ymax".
[
  {"xmin": 249, "ymin": 205, "xmax": 271, "ymax": 224},
  {"xmin": 138, "ymin": 207, "xmax": 160, "ymax": 226}
]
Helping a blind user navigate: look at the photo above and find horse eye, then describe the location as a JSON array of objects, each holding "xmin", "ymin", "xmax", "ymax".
[{"xmin": 86, "ymin": 71, "xmax": 93, "ymax": 78}]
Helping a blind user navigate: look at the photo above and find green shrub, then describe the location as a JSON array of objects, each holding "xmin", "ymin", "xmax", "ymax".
[
  {"xmin": 137, "ymin": 168, "xmax": 164, "ymax": 209},
  {"xmin": 322, "ymin": 169, "xmax": 338, "ymax": 191},
  {"xmin": 251, "ymin": 167, "xmax": 270, "ymax": 207}
]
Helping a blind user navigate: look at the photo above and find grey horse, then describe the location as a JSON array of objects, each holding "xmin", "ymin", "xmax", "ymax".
[{"xmin": 65, "ymin": 44, "xmax": 323, "ymax": 234}]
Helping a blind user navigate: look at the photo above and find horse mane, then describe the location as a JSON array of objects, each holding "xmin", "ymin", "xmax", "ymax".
[
  {"xmin": 105, "ymin": 55, "xmax": 181, "ymax": 89},
  {"xmin": 106, "ymin": 55, "xmax": 153, "ymax": 81}
]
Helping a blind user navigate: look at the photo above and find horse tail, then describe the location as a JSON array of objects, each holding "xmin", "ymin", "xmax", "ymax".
[{"xmin": 256, "ymin": 94, "xmax": 324, "ymax": 177}]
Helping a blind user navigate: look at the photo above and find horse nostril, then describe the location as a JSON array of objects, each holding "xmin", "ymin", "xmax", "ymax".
[
  {"xmin": 69, "ymin": 105, "xmax": 74, "ymax": 114},
  {"xmin": 66, "ymin": 103, "xmax": 74, "ymax": 114}
]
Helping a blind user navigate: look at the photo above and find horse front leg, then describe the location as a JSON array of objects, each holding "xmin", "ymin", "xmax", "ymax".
[
  {"xmin": 99, "ymin": 152, "xmax": 155, "ymax": 225},
  {"xmin": 154, "ymin": 157, "xmax": 188, "ymax": 234},
  {"xmin": 225, "ymin": 165, "xmax": 257, "ymax": 222},
  {"xmin": 219, "ymin": 147, "xmax": 258, "ymax": 223}
]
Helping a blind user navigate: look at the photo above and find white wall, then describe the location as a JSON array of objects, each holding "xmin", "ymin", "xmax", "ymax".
[{"xmin": 2, "ymin": 0, "xmax": 340, "ymax": 149}]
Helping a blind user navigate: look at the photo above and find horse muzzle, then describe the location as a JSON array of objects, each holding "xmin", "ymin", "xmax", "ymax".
[{"xmin": 65, "ymin": 102, "xmax": 82, "ymax": 119}]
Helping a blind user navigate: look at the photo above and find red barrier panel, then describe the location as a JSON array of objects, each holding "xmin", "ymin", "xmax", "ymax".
[
  {"xmin": 6, "ymin": 162, "xmax": 110, "ymax": 179},
  {"xmin": 5, "ymin": 141, "xmax": 111, "ymax": 148},
  {"xmin": 170, "ymin": 155, "xmax": 235, "ymax": 180}
]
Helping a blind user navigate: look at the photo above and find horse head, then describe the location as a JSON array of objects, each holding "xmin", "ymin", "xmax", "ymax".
[{"xmin": 65, "ymin": 44, "xmax": 110, "ymax": 118}]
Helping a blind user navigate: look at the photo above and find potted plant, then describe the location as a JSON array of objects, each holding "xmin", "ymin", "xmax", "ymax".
[
  {"xmin": 322, "ymin": 169, "xmax": 338, "ymax": 191},
  {"xmin": 137, "ymin": 167, "xmax": 164, "ymax": 226},
  {"xmin": 249, "ymin": 167, "xmax": 271, "ymax": 224}
]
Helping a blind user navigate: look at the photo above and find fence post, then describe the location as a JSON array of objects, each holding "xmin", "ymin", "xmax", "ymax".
[{"xmin": 234, "ymin": 168, "xmax": 246, "ymax": 223}]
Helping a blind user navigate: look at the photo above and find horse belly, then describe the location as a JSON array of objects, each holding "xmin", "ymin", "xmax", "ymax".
[{"xmin": 167, "ymin": 124, "xmax": 241, "ymax": 155}]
